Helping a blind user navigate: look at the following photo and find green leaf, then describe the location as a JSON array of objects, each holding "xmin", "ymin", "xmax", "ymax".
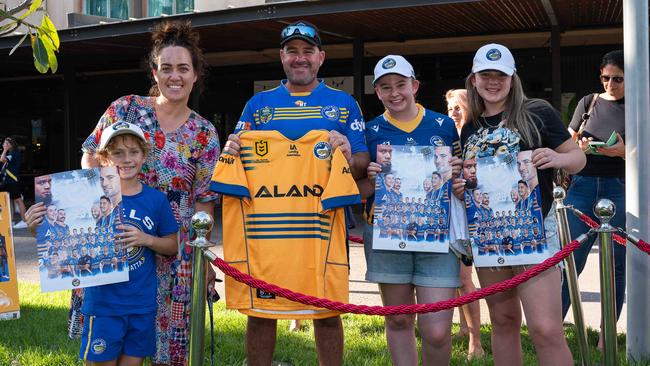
[
  {"xmin": 38, "ymin": 31, "xmax": 57, "ymax": 73},
  {"xmin": 19, "ymin": 0, "xmax": 42, "ymax": 20},
  {"xmin": 9, "ymin": 33, "xmax": 29, "ymax": 55},
  {"xmin": 40, "ymin": 14, "xmax": 59, "ymax": 49},
  {"xmin": 31, "ymin": 34, "xmax": 49, "ymax": 73}
]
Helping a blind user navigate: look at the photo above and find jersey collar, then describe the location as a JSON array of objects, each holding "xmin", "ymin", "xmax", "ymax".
[
  {"xmin": 383, "ymin": 104, "xmax": 425, "ymax": 133},
  {"xmin": 280, "ymin": 79, "xmax": 325, "ymax": 97}
]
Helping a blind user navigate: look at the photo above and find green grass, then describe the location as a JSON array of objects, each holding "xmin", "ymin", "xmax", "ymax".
[{"xmin": 0, "ymin": 282, "xmax": 630, "ymax": 365}]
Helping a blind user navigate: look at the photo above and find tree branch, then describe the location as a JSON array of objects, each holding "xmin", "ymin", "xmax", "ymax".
[{"xmin": 8, "ymin": 0, "xmax": 32, "ymax": 16}]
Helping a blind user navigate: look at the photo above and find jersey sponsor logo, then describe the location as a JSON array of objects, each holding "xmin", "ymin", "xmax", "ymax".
[
  {"xmin": 127, "ymin": 209, "xmax": 154, "ymax": 231},
  {"xmin": 349, "ymin": 118, "xmax": 365, "ymax": 132},
  {"xmin": 235, "ymin": 121, "xmax": 251, "ymax": 130},
  {"xmin": 342, "ymin": 167, "xmax": 351, "ymax": 174},
  {"xmin": 219, "ymin": 155, "xmax": 235, "ymax": 165},
  {"xmin": 406, "ymin": 137, "xmax": 417, "ymax": 145},
  {"xmin": 259, "ymin": 106, "xmax": 274, "ymax": 124},
  {"xmin": 255, "ymin": 140, "xmax": 269, "ymax": 157},
  {"xmin": 486, "ymin": 48, "xmax": 502, "ymax": 61},
  {"xmin": 295, "ymin": 100, "xmax": 306, "ymax": 107},
  {"xmin": 429, "ymin": 136, "xmax": 445, "ymax": 146},
  {"xmin": 313, "ymin": 141, "xmax": 332, "ymax": 160},
  {"xmin": 436, "ymin": 117, "xmax": 444, "ymax": 126},
  {"xmin": 256, "ymin": 289, "xmax": 275, "ymax": 299},
  {"xmin": 91, "ymin": 338, "xmax": 107, "ymax": 355},
  {"xmin": 371, "ymin": 125, "xmax": 379, "ymax": 132},
  {"xmin": 321, "ymin": 105, "xmax": 340, "ymax": 121},
  {"xmin": 254, "ymin": 184, "xmax": 324, "ymax": 198},
  {"xmin": 382, "ymin": 58, "xmax": 397, "ymax": 69},
  {"xmin": 287, "ymin": 144, "xmax": 301, "ymax": 157}
]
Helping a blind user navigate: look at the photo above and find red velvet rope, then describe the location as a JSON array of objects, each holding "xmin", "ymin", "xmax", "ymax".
[
  {"xmin": 635, "ymin": 239, "xmax": 650, "ymax": 255},
  {"xmin": 211, "ymin": 239, "xmax": 581, "ymax": 316},
  {"xmin": 573, "ymin": 211, "xmax": 627, "ymax": 246}
]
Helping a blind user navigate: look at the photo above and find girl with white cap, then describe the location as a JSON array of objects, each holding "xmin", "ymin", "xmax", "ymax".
[
  {"xmin": 452, "ymin": 43, "xmax": 585, "ymax": 365},
  {"xmin": 358, "ymin": 55, "xmax": 465, "ymax": 365}
]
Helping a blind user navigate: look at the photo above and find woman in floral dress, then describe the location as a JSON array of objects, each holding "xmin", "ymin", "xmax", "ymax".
[{"xmin": 80, "ymin": 20, "xmax": 220, "ymax": 365}]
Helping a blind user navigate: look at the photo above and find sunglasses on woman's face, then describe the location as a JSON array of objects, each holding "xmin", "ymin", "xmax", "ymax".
[{"xmin": 600, "ymin": 75, "xmax": 624, "ymax": 83}]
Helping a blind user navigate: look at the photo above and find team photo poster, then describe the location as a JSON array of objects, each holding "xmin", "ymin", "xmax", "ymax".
[
  {"xmin": 0, "ymin": 192, "xmax": 20, "ymax": 320},
  {"xmin": 464, "ymin": 150, "xmax": 550, "ymax": 267},
  {"xmin": 35, "ymin": 167, "xmax": 129, "ymax": 292},
  {"xmin": 372, "ymin": 144, "xmax": 452, "ymax": 253}
]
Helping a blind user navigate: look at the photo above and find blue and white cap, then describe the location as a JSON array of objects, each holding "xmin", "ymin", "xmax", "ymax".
[
  {"xmin": 99, "ymin": 121, "xmax": 146, "ymax": 150},
  {"xmin": 373, "ymin": 55, "xmax": 415, "ymax": 84},
  {"xmin": 472, "ymin": 43, "xmax": 516, "ymax": 76}
]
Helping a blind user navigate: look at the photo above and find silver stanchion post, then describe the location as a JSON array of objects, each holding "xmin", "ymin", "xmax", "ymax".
[
  {"xmin": 188, "ymin": 211, "xmax": 215, "ymax": 366},
  {"xmin": 553, "ymin": 187, "xmax": 591, "ymax": 366},
  {"xmin": 594, "ymin": 199, "xmax": 618, "ymax": 366}
]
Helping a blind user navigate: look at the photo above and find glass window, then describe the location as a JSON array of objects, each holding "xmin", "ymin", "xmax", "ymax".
[
  {"xmin": 148, "ymin": 0, "xmax": 193, "ymax": 17},
  {"xmin": 85, "ymin": 0, "xmax": 129, "ymax": 20}
]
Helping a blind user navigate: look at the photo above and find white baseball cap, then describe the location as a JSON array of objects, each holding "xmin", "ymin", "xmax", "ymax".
[
  {"xmin": 98, "ymin": 121, "xmax": 146, "ymax": 150},
  {"xmin": 373, "ymin": 55, "xmax": 415, "ymax": 84},
  {"xmin": 472, "ymin": 43, "xmax": 516, "ymax": 76}
]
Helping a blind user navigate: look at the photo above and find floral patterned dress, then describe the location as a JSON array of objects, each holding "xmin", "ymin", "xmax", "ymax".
[{"xmin": 82, "ymin": 95, "xmax": 220, "ymax": 365}]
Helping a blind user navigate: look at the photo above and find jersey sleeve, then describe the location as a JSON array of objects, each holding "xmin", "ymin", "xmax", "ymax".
[
  {"xmin": 210, "ymin": 152, "xmax": 251, "ymax": 199},
  {"xmin": 156, "ymin": 193, "xmax": 180, "ymax": 237},
  {"xmin": 234, "ymin": 98, "xmax": 256, "ymax": 133},
  {"xmin": 81, "ymin": 95, "xmax": 134, "ymax": 155},
  {"xmin": 343, "ymin": 99, "xmax": 368, "ymax": 154},
  {"xmin": 321, "ymin": 149, "xmax": 361, "ymax": 210}
]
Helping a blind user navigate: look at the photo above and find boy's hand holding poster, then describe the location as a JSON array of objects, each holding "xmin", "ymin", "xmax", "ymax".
[
  {"xmin": 464, "ymin": 150, "xmax": 550, "ymax": 267},
  {"xmin": 372, "ymin": 145, "xmax": 452, "ymax": 253},
  {"xmin": 35, "ymin": 168, "xmax": 129, "ymax": 292}
]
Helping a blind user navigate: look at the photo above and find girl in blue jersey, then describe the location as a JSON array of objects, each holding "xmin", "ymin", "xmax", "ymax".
[
  {"xmin": 79, "ymin": 122, "xmax": 178, "ymax": 365},
  {"xmin": 358, "ymin": 55, "xmax": 464, "ymax": 365},
  {"xmin": 452, "ymin": 44, "xmax": 585, "ymax": 366}
]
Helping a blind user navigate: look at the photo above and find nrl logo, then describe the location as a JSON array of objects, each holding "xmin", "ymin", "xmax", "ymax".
[{"xmin": 255, "ymin": 140, "xmax": 269, "ymax": 157}]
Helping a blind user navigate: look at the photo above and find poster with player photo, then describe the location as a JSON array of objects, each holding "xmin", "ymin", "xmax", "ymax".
[
  {"xmin": 35, "ymin": 167, "xmax": 129, "ymax": 292},
  {"xmin": 464, "ymin": 150, "xmax": 549, "ymax": 267},
  {"xmin": 372, "ymin": 144, "xmax": 452, "ymax": 253},
  {"xmin": 0, "ymin": 192, "xmax": 20, "ymax": 320}
]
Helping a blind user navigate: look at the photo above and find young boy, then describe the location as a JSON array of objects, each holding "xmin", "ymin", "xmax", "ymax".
[{"xmin": 80, "ymin": 122, "xmax": 178, "ymax": 365}]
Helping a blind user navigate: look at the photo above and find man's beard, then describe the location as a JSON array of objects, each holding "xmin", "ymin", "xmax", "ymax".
[{"xmin": 465, "ymin": 178, "xmax": 478, "ymax": 190}]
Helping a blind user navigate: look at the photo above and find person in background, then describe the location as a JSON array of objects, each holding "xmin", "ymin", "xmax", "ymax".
[
  {"xmin": 562, "ymin": 50, "xmax": 626, "ymax": 350},
  {"xmin": 444, "ymin": 88, "xmax": 484, "ymax": 359},
  {"xmin": 0, "ymin": 137, "xmax": 27, "ymax": 228}
]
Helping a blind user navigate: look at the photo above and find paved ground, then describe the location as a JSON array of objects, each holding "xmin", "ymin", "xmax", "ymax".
[{"xmin": 11, "ymin": 211, "xmax": 626, "ymax": 333}]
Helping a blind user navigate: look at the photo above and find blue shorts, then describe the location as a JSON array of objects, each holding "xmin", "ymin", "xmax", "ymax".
[
  {"xmin": 363, "ymin": 224, "xmax": 460, "ymax": 288},
  {"xmin": 79, "ymin": 312, "xmax": 156, "ymax": 362}
]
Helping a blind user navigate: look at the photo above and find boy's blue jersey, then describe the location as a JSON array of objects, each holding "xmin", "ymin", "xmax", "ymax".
[
  {"xmin": 365, "ymin": 105, "xmax": 460, "ymax": 220},
  {"xmin": 234, "ymin": 80, "xmax": 367, "ymax": 153},
  {"xmin": 83, "ymin": 185, "xmax": 178, "ymax": 317}
]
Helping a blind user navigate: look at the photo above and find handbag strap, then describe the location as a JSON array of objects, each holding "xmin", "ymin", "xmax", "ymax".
[{"xmin": 576, "ymin": 93, "xmax": 599, "ymax": 138}]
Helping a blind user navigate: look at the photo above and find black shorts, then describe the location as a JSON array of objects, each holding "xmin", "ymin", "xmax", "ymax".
[{"xmin": 1, "ymin": 183, "xmax": 21, "ymax": 199}]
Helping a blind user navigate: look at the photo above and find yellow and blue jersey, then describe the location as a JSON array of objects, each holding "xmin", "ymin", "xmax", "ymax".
[
  {"xmin": 210, "ymin": 130, "xmax": 360, "ymax": 319},
  {"xmin": 235, "ymin": 80, "xmax": 367, "ymax": 154}
]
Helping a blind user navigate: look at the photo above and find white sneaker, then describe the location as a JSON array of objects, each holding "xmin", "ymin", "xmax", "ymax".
[{"xmin": 13, "ymin": 221, "xmax": 27, "ymax": 229}]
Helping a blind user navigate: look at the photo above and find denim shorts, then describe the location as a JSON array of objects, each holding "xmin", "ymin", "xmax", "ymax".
[{"xmin": 363, "ymin": 224, "xmax": 460, "ymax": 288}]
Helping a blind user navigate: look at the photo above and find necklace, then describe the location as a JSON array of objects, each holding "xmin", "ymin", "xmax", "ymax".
[{"xmin": 480, "ymin": 116, "xmax": 503, "ymax": 128}]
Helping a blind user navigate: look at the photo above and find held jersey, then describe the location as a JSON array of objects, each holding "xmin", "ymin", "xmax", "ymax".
[
  {"xmin": 234, "ymin": 80, "xmax": 367, "ymax": 154},
  {"xmin": 210, "ymin": 130, "xmax": 360, "ymax": 320}
]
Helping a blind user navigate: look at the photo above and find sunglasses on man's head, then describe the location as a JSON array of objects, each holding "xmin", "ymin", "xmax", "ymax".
[
  {"xmin": 600, "ymin": 75, "xmax": 624, "ymax": 83},
  {"xmin": 281, "ymin": 23, "xmax": 320, "ymax": 43}
]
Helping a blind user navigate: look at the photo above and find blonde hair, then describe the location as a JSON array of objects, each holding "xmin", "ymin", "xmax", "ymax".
[
  {"xmin": 464, "ymin": 72, "xmax": 542, "ymax": 147},
  {"xmin": 95, "ymin": 134, "xmax": 150, "ymax": 166},
  {"xmin": 444, "ymin": 89, "xmax": 469, "ymax": 122}
]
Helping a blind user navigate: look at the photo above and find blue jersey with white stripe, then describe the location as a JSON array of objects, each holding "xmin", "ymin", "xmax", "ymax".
[{"xmin": 235, "ymin": 80, "xmax": 367, "ymax": 154}]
